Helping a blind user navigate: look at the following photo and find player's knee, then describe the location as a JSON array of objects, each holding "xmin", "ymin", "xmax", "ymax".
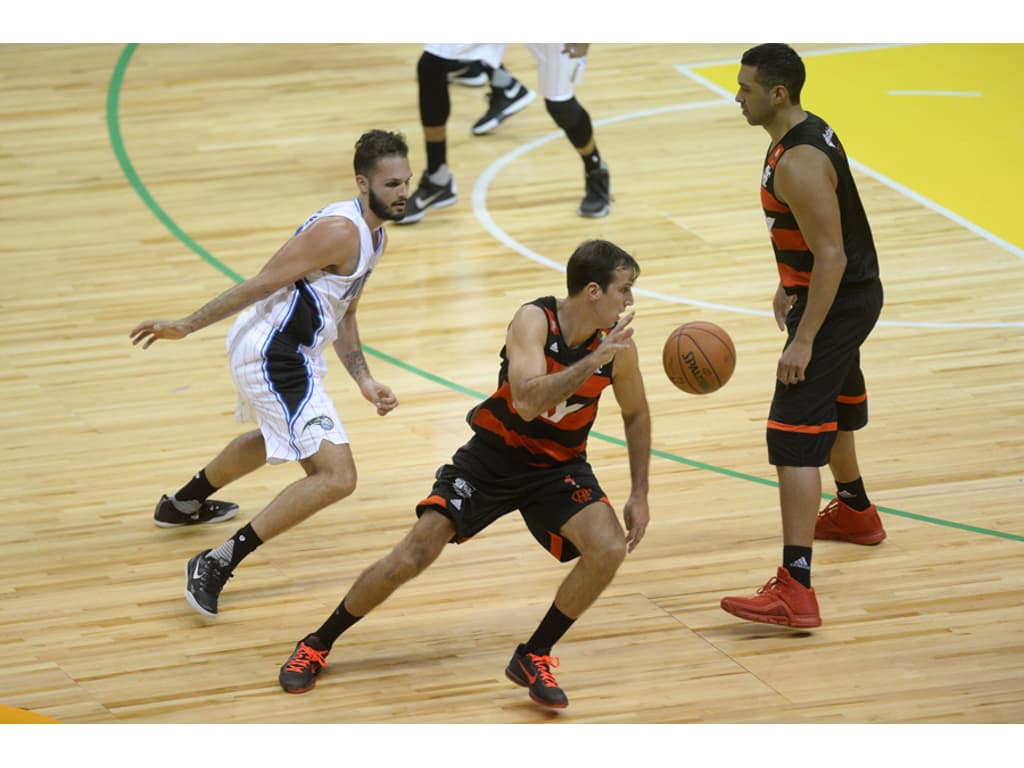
[
  {"xmin": 580, "ymin": 520, "xmax": 627, "ymax": 570},
  {"xmin": 384, "ymin": 541, "xmax": 435, "ymax": 585},
  {"xmin": 417, "ymin": 51, "xmax": 449, "ymax": 80},
  {"xmin": 321, "ymin": 467, "xmax": 358, "ymax": 503}
]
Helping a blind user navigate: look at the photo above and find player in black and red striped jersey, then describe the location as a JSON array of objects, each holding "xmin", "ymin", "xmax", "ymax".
[
  {"xmin": 278, "ymin": 239, "xmax": 651, "ymax": 709},
  {"xmin": 721, "ymin": 44, "xmax": 887, "ymax": 630}
]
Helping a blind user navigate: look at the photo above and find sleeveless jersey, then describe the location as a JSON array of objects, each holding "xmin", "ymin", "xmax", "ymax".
[
  {"xmin": 760, "ymin": 112, "xmax": 880, "ymax": 293},
  {"xmin": 226, "ymin": 198, "xmax": 383, "ymax": 416},
  {"xmin": 466, "ymin": 296, "xmax": 614, "ymax": 467}
]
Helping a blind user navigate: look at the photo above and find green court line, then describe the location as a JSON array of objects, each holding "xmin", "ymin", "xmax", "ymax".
[
  {"xmin": 107, "ymin": 44, "xmax": 1023, "ymax": 545},
  {"xmin": 107, "ymin": 45, "xmax": 243, "ymax": 283}
]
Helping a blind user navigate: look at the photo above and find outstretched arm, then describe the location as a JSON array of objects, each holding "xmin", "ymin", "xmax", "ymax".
[{"xmin": 129, "ymin": 217, "xmax": 360, "ymax": 349}]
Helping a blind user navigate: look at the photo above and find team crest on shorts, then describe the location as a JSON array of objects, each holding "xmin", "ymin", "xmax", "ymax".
[
  {"xmin": 302, "ymin": 415, "xmax": 335, "ymax": 433},
  {"xmin": 453, "ymin": 477, "xmax": 475, "ymax": 498}
]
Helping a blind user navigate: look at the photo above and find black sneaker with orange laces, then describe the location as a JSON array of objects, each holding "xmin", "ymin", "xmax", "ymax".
[
  {"xmin": 279, "ymin": 635, "xmax": 330, "ymax": 694},
  {"xmin": 504, "ymin": 644, "xmax": 569, "ymax": 709}
]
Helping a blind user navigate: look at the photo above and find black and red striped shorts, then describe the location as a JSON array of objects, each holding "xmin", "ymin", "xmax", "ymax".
[
  {"xmin": 415, "ymin": 436, "xmax": 610, "ymax": 562},
  {"xmin": 767, "ymin": 281, "xmax": 883, "ymax": 467}
]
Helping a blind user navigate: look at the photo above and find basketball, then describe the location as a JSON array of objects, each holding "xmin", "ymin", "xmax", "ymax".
[{"xmin": 662, "ymin": 321, "xmax": 736, "ymax": 395}]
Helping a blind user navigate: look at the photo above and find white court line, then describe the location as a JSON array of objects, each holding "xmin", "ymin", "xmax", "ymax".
[{"xmin": 471, "ymin": 46, "xmax": 1024, "ymax": 330}]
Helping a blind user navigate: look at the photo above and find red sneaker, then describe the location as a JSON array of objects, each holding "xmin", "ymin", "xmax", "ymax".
[
  {"xmin": 721, "ymin": 567, "xmax": 822, "ymax": 628},
  {"xmin": 815, "ymin": 498, "xmax": 887, "ymax": 545}
]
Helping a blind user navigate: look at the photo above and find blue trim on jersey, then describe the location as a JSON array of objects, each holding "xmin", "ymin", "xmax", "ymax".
[{"xmin": 259, "ymin": 280, "xmax": 327, "ymax": 460}]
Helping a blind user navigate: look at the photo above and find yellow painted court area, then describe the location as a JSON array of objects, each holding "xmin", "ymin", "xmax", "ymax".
[
  {"xmin": 0, "ymin": 704, "xmax": 60, "ymax": 723},
  {"xmin": 696, "ymin": 44, "xmax": 1024, "ymax": 251}
]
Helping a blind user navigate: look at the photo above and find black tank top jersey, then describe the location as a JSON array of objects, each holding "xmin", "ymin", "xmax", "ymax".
[
  {"xmin": 761, "ymin": 112, "xmax": 880, "ymax": 293},
  {"xmin": 467, "ymin": 296, "xmax": 614, "ymax": 468}
]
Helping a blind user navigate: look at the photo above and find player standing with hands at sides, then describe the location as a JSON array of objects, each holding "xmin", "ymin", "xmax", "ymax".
[
  {"xmin": 277, "ymin": 239, "xmax": 651, "ymax": 710},
  {"xmin": 720, "ymin": 44, "xmax": 886, "ymax": 629},
  {"xmin": 129, "ymin": 130, "xmax": 411, "ymax": 618}
]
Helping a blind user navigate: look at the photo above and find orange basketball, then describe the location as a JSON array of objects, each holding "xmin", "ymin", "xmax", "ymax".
[{"xmin": 662, "ymin": 321, "xmax": 736, "ymax": 395}]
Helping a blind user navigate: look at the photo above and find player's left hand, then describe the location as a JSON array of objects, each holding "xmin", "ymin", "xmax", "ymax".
[
  {"xmin": 361, "ymin": 379, "xmax": 398, "ymax": 415},
  {"xmin": 623, "ymin": 496, "xmax": 650, "ymax": 553},
  {"xmin": 777, "ymin": 339, "xmax": 811, "ymax": 385}
]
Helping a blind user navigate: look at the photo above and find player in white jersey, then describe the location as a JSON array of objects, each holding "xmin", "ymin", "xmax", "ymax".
[
  {"xmin": 129, "ymin": 129, "xmax": 412, "ymax": 617},
  {"xmin": 400, "ymin": 43, "xmax": 611, "ymax": 225}
]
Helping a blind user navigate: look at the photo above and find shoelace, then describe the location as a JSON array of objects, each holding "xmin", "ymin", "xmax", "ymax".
[
  {"xmin": 285, "ymin": 644, "xmax": 328, "ymax": 673},
  {"xmin": 527, "ymin": 653, "xmax": 561, "ymax": 688},
  {"xmin": 818, "ymin": 499, "xmax": 840, "ymax": 519},
  {"xmin": 757, "ymin": 577, "xmax": 783, "ymax": 595}
]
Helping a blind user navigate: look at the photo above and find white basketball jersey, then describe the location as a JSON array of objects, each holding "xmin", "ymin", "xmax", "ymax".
[
  {"xmin": 226, "ymin": 198, "xmax": 383, "ymax": 374},
  {"xmin": 224, "ymin": 198, "xmax": 384, "ymax": 463}
]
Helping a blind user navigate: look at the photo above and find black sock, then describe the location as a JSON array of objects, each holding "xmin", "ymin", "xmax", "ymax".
[
  {"xmin": 583, "ymin": 149, "xmax": 602, "ymax": 173},
  {"xmin": 208, "ymin": 523, "xmax": 262, "ymax": 570},
  {"xmin": 425, "ymin": 141, "xmax": 446, "ymax": 175},
  {"xmin": 174, "ymin": 469, "xmax": 217, "ymax": 504},
  {"xmin": 524, "ymin": 603, "xmax": 575, "ymax": 656},
  {"xmin": 313, "ymin": 599, "xmax": 363, "ymax": 648},
  {"xmin": 836, "ymin": 477, "xmax": 871, "ymax": 511},
  {"xmin": 783, "ymin": 545, "xmax": 813, "ymax": 588}
]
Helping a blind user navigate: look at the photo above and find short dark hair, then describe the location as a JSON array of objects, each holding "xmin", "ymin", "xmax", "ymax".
[
  {"xmin": 566, "ymin": 239, "xmax": 640, "ymax": 295},
  {"xmin": 353, "ymin": 129, "xmax": 409, "ymax": 176},
  {"xmin": 741, "ymin": 43, "xmax": 805, "ymax": 104}
]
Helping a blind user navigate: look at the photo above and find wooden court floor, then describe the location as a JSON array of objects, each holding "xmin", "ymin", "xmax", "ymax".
[{"xmin": 0, "ymin": 43, "xmax": 1022, "ymax": 733}]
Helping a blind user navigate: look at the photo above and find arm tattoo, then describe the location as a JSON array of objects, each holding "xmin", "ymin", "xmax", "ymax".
[{"xmin": 342, "ymin": 348, "xmax": 370, "ymax": 381}]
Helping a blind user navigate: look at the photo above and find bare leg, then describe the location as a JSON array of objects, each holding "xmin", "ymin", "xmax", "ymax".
[
  {"xmin": 777, "ymin": 465, "xmax": 821, "ymax": 547},
  {"xmin": 551, "ymin": 503, "xmax": 628, "ymax": 618},
  {"xmin": 423, "ymin": 125, "xmax": 446, "ymax": 143},
  {"xmin": 828, "ymin": 429, "xmax": 861, "ymax": 484},
  {"xmin": 343, "ymin": 509, "xmax": 454, "ymax": 617},
  {"xmin": 249, "ymin": 440, "xmax": 358, "ymax": 542},
  {"xmin": 202, "ymin": 429, "xmax": 267, "ymax": 489}
]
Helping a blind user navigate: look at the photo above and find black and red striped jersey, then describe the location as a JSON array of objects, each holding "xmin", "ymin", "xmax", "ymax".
[
  {"xmin": 467, "ymin": 296, "xmax": 614, "ymax": 467},
  {"xmin": 760, "ymin": 112, "xmax": 880, "ymax": 293}
]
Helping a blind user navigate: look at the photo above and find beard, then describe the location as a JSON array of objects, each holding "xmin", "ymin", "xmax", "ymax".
[{"xmin": 368, "ymin": 187, "xmax": 405, "ymax": 221}]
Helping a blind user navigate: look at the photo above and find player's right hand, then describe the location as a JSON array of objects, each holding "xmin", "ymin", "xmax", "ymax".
[
  {"xmin": 593, "ymin": 311, "xmax": 635, "ymax": 366},
  {"xmin": 129, "ymin": 320, "xmax": 189, "ymax": 349}
]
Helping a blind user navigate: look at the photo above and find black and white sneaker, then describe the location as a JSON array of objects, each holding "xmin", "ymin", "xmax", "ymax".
[
  {"xmin": 472, "ymin": 80, "xmax": 536, "ymax": 135},
  {"xmin": 447, "ymin": 60, "xmax": 488, "ymax": 87},
  {"xmin": 579, "ymin": 161, "xmax": 611, "ymax": 218},
  {"xmin": 397, "ymin": 172, "xmax": 457, "ymax": 225},
  {"xmin": 185, "ymin": 549, "xmax": 233, "ymax": 617},
  {"xmin": 154, "ymin": 494, "xmax": 239, "ymax": 528}
]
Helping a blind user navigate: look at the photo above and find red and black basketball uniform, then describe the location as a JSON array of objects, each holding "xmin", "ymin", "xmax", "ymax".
[
  {"xmin": 761, "ymin": 112, "xmax": 880, "ymax": 296},
  {"xmin": 467, "ymin": 296, "xmax": 615, "ymax": 468},
  {"xmin": 413, "ymin": 297, "xmax": 617, "ymax": 562},
  {"xmin": 760, "ymin": 114, "xmax": 884, "ymax": 467}
]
